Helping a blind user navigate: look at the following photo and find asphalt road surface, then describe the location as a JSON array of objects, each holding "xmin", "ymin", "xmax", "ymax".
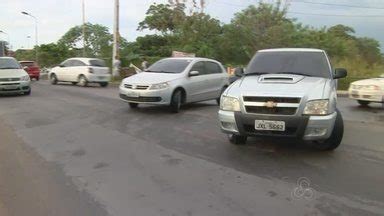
[{"xmin": 0, "ymin": 81, "xmax": 383, "ymax": 216}]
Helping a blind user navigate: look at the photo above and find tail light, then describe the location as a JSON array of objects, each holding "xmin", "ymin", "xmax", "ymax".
[{"xmin": 88, "ymin": 68, "xmax": 94, "ymax": 73}]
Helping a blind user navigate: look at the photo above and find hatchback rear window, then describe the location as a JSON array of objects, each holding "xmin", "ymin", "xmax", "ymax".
[{"xmin": 89, "ymin": 59, "xmax": 106, "ymax": 67}]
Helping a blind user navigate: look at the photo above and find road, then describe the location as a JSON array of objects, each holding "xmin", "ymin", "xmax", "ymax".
[{"xmin": 0, "ymin": 80, "xmax": 383, "ymax": 216}]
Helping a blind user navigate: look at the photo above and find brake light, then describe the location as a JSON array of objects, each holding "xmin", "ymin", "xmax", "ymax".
[{"xmin": 88, "ymin": 68, "xmax": 94, "ymax": 73}]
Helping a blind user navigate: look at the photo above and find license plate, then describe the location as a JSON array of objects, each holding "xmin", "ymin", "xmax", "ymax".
[
  {"xmin": 352, "ymin": 90, "xmax": 359, "ymax": 95},
  {"xmin": 126, "ymin": 91, "xmax": 139, "ymax": 98},
  {"xmin": 2, "ymin": 85, "xmax": 18, "ymax": 90},
  {"xmin": 97, "ymin": 76, "xmax": 104, "ymax": 80},
  {"xmin": 255, "ymin": 120, "xmax": 285, "ymax": 131}
]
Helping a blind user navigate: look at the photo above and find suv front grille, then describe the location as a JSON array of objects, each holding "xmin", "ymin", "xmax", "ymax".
[
  {"xmin": 124, "ymin": 84, "xmax": 149, "ymax": 90},
  {"xmin": 243, "ymin": 96, "xmax": 301, "ymax": 115},
  {"xmin": 0, "ymin": 78, "xmax": 20, "ymax": 82}
]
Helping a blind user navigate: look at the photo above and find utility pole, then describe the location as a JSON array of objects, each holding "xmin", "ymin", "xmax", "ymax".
[
  {"xmin": 82, "ymin": 0, "xmax": 87, "ymax": 57},
  {"xmin": 112, "ymin": 0, "xmax": 120, "ymax": 78},
  {"xmin": 21, "ymin": 11, "xmax": 38, "ymax": 64}
]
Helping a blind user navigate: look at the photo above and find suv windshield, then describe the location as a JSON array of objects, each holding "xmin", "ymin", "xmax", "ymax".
[
  {"xmin": 89, "ymin": 59, "xmax": 106, "ymax": 67},
  {"xmin": 145, "ymin": 59, "xmax": 191, "ymax": 73},
  {"xmin": 246, "ymin": 51, "xmax": 331, "ymax": 78},
  {"xmin": 0, "ymin": 58, "xmax": 21, "ymax": 70}
]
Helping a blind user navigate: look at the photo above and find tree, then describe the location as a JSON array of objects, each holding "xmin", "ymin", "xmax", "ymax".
[{"xmin": 58, "ymin": 23, "xmax": 112, "ymax": 58}]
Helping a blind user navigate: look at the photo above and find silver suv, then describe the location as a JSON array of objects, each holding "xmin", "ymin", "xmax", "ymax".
[
  {"xmin": 119, "ymin": 57, "xmax": 229, "ymax": 112},
  {"xmin": 218, "ymin": 48, "xmax": 347, "ymax": 150}
]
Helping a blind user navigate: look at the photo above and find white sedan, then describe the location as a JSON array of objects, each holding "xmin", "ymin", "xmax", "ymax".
[{"xmin": 348, "ymin": 75, "xmax": 384, "ymax": 105}]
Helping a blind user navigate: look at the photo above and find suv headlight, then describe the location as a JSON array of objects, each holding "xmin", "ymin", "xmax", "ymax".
[
  {"xmin": 303, "ymin": 100, "xmax": 329, "ymax": 115},
  {"xmin": 150, "ymin": 82, "xmax": 169, "ymax": 90},
  {"xmin": 20, "ymin": 75, "xmax": 30, "ymax": 81},
  {"xmin": 220, "ymin": 96, "xmax": 241, "ymax": 111}
]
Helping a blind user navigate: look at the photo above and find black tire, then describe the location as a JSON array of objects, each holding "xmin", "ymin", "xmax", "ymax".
[
  {"xmin": 228, "ymin": 134, "xmax": 247, "ymax": 145},
  {"xmin": 358, "ymin": 100, "xmax": 370, "ymax": 106},
  {"xmin": 311, "ymin": 109, "xmax": 344, "ymax": 151},
  {"xmin": 78, "ymin": 75, "xmax": 88, "ymax": 87},
  {"xmin": 24, "ymin": 89, "xmax": 31, "ymax": 96},
  {"xmin": 170, "ymin": 90, "xmax": 182, "ymax": 113},
  {"xmin": 50, "ymin": 74, "xmax": 58, "ymax": 85},
  {"xmin": 129, "ymin": 103, "xmax": 139, "ymax": 109},
  {"xmin": 216, "ymin": 86, "xmax": 227, "ymax": 105},
  {"xmin": 71, "ymin": 82, "xmax": 78, "ymax": 85},
  {"xmin": 100, "ymin": 82, "xmax": 109, "ymax": 87},
  {"xmin": 36, "ymin": 77, "xmax": 39, "ymax": 81}
]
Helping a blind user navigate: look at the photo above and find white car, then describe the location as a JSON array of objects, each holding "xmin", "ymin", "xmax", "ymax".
[
  {"xmin": 0, "ymin": 57, "xmax": 31, "ymax": 95},
  {"xmin": 49, "ymin": 58, "xmax": 111, "ymax": 87},
  {"xmin": 119, "ymin": 57, "xmax": 229, "ymax": 112},
  {"xmin": 348, "ymin": 75, "xmax": 384, "ymax": 105}
]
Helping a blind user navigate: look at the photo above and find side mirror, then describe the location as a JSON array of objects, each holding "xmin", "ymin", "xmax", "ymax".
[
  {"xmin": 189, "ymin": 71, "xmax": 200, "ymax": 77},
  {"xmin": 334, "ymin": 68, "xmax": 347, "ymax": 79},
  {"xmin": 234, "ymin": 68, "xmax": 244, "ymax": 77}
]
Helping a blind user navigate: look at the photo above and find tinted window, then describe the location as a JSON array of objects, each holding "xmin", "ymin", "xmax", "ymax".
[
  {"xmin": 190, "ymin": 62, "xmax": 205, "ymax": 75},
  {"xmin": 205, "ymin": 62, "xmax": 222, "ymax": 74},
  {"xmin": 0, "ymin": 58, "xmax": 21, "ymax": 70},
  {"xmin": 72, "ymin": 60, "xmax": 86, "ymax": 67},
  {"xmin": 246, "ymin": 51, "xmax": 331, "ymax": 78},
  {"xmin": 146, "ymin": 59, "xmax": 191, "ymax": 73},
  {"xmin": 62, "ymin": 60, "xmax": 73, "ymax": 67},
  {"xmin": 89, "ymin": 59, "xmax": 106, "ymax": 67}
]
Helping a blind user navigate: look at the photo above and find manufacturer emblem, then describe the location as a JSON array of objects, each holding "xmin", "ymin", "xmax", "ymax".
[{"xmin": 265, "ymin": 101, "xmax": 277, "ymax": 108}]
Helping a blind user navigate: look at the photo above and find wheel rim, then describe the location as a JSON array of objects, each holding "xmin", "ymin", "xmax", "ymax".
[
  {"xmin": 51, "ymin": 76, "xmax": 56, "ymax": 83},
  {"xmin": 79, "ymin": 77, "xmax": 86, "ymax": 86}
]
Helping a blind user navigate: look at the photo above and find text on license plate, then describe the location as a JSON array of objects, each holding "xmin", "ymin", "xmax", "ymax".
[
  {"xmin": 126, "ymin": 91, "xmax": 139, "ymax": 98},
  {"xmin": 255, "ymin": 120, "xmax": 285, "ymax": 131}
]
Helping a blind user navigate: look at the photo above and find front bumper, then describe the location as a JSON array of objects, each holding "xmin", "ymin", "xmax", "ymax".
[
  {"xmin": 0, "ymin": 81, "xmax": 31, "ymax": 94},
  {"xmin": 119, "ymin": 85, "xmax": 172, "ymax": 105},
  {"xmin": 348, "ymin": 89, "xmax": 383, "ymax": 103},
  {"xmin": 218, "ymin": 110, "xmax": 337, "ymax": 140}
]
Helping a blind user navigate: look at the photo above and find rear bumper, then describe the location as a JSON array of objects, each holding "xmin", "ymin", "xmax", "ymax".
[
  {"xmin": 0, "ymin": 81, "xmax": 31, "ymax": 94},
  {"xmin": 348, "ymin": 89, "xmax": 383, "ymax": 103},
  {"xmin": 218, "ymin": 110, "xmax": 337, "ymax": 140}
]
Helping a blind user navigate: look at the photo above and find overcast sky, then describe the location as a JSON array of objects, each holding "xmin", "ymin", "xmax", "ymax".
[{"xmin": 1, "ymin": 0, "xmax": 383, "ymax": 51}]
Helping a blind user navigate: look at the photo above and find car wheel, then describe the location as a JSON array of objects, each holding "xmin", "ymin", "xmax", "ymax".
[
  {"xmin": 78, "ymin": 75, "xmax": 88, "ymax": 87},
  {"xmin": 50, "ymin": 74, "xmax": 58, "ymax": 85},
  {"xmin": 36, "ymin": 77, "xmax": 39, "ymax": 81},
  {"xmin": 228, "ymin": 134, "xmax": 247, "ymax": 145},
  {"xmin": 358, "ymin": 100, "xmax": 370, "ymax": 106},
  {"xmin": 311, "ymin": 109, "xmax": 344, "ymax": 151},
  {"xmin": 24, "ymin": 89, "xmax": 31, "ymax": 96},
  {"xmin": 216, "ymin": 86, "xmax": 227, "ymax": 105},
  {"xmin": 170, "ymin": 90, "xmax": 182, "ymax": 113},
  {"xmin": 100, "ymin": 82, "xmax": 109, "ymax": 87},
  {"xmin": 71, "ymin": 82, "xmax": 78, "ymax": 85},
  {"xmin": 129, "ymin": 103, "xmax": 139, "ymax": 109}
]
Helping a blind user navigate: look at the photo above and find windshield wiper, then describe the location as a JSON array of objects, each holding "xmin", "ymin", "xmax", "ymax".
[
  {"xmin": 244, "ymin": 72, "xmax": 268, "ymax": 76},
  {"xmin": 145, "ymin": 70, "xmax": 175, "ymax": 73},
  {"xmin": 277, "ymin": 72, "xmax": 311, "ymax": 77},
  {"xmin": 0, "ymin": 67, "xmax": 19, "ymax": 69}
]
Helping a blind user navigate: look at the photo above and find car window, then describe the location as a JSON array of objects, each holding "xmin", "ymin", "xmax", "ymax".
[
  {"xmin": 145, "ymin": 59, "xmax": 191, "ymax": 73},
  {"xmin": 190, "ymin": 62, "xmax": 205, "ymax": 75},
  {"xmin": 246, "ymin": 51, "xmax": 331, "ymax": 78},
  {"xmin": 72, "ymin": 60, "xmax": 86, "ymax": 67},
  {"xmin": 62, "ymin": 60, "xmax": 72, "ymax": 67},
  {"xmin": 89, "ymin": 59, "xmax": 106, "ymax": 67},
  {"xmin": 205, "ymin": 61, "xmax": 222, "ymax": 74},
  {"xmin": 0, "ymin": 58, "xmax": 21, "ymax": 70}
]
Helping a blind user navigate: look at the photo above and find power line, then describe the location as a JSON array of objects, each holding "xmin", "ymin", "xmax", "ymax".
[{"xmin": 291, "ymin": 0, "xmax": 384, "ymax": 10}]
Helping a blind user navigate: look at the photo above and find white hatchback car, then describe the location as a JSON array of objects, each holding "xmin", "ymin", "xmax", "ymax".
[
  {"xmin": 49, "ymin": 58, "xmax": 111, "ymax": 87},
  {"xmin": 348, "ymin": 75, "xmax": 384, "ymax": 106},
  {"xmin": 119, "ymin": 57, "xmax": 229, "ymax": 112}
]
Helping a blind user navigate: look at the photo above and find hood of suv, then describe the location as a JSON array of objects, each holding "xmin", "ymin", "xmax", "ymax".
[
  {"xmin": 123, "ymin": 72, "xmax": 182, "ymax": 85},
  {"xmin": 233, "ymin": 74, "xmax": 328, "ymax": 99},
  {"xmin": 0, "ymin": 69, "xmax": 28, "ymax": 79}
]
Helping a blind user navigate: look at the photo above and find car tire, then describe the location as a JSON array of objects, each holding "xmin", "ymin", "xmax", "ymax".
[
  {"xmin": 78, "ymin": 75, "xmax": 88, "ymax": 87},
  {"xmin": 216, "ymin": 86, "xmax": 227, "ymax": 105},
  {"xmin": 311, "ymin": 109, "xmax": 344, "ymax": 151},
  {"xmin": 100, "ymin": 82, "xmax": 109, "ymax": 87},
  {"xmin": 170, "ymin": 90, "xmax": 182, "ymax": 113},
  {"xmin": 129, "ymin": 103, "xmax": 139, "ymax": 109},
  {"xmin": 228, "ymin": 134, "xmax": 247, "ymax": 145},
  {"xmin": 358, "ymin": 100, "xmax": 370, "ymax": 106},
  {"xmin": 71, "ymin": 82, "xmax": 78, "ymax": 85},
  {"xmin": 50, "ymin": 74, "xmax": 58, "ymax": 85},
  {"xmin": 24, "ymin": 89, "xmax": 31, "ymax": 96},
  {"xmin": 36, "ymin": 77, "xmax": 39, "ymax": 81}
]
